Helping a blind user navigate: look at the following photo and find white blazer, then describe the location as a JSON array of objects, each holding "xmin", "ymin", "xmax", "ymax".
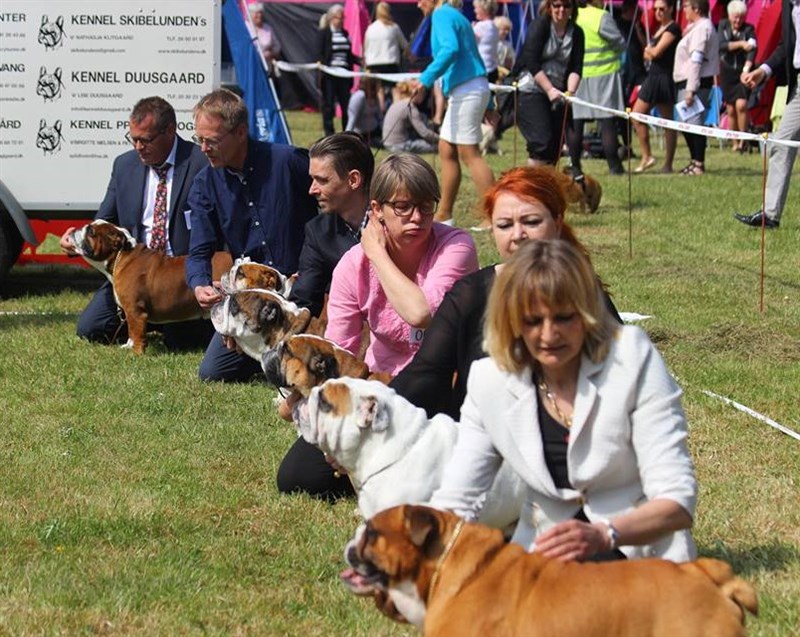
[{"xmin": 430, "ymin": 325, "xmax": 698, "ymax": 562}]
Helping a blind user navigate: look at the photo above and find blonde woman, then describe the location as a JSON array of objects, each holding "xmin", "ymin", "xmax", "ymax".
[
  {"xmin": 364, "ymin": 2, "xmax": 408, "ymax": 112},
  {"xmin": 430, "ymin": 239, "xmax": 697, "ymax": 563}
]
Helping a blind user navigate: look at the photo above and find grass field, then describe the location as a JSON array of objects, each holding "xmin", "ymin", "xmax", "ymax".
[{"xmin": 1, "ymin": 110, "xmax": 798, "ymax": 635}]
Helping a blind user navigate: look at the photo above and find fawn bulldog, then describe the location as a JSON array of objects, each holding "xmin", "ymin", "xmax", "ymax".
[
  {"xmin": 209, "ymin": 289, "xmax": 312, "ymax": 362},
  {"xmin": 70, "ymin": 220, "xmax": 232, "ymax": 354},
  {"xmin": 342, "ymin": 504, "xmax": 758, "ymax": 637},
  {"xmin": 292, "ymin": 378, "xmax": 524, "ymax": 528},
  {"xmin": 219, "ymin": 257, "xmax": 293, "ymax": 296}
]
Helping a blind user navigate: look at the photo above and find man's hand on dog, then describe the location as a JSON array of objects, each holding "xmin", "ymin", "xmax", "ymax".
[
  {"xmin": 194, "ymin": 284, "xmax": 224, "ymax": 309},
  {"xmin": 533, "ymin": 519, "xmax": 610, "ymax": 561}
]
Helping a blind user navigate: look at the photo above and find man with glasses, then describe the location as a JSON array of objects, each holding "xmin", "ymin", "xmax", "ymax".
[
  {"xmin": 186, "ymin": 89, "xmax": 318, "ymax": 382},
  {"xmin": 59, "ymin": 96, "xmax": 210, "ymax": 349}
]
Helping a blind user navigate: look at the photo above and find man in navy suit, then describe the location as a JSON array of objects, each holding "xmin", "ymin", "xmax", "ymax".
[
  {"xmin": 60, "ymin": 96, "xmax": 210, "ymax": 349},
  {"xmin": 734, "ymin": 0, "xmax": 800, "ymax": 229}
]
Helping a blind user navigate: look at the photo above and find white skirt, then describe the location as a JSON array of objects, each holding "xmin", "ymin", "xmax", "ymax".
[{"xmin": 440, "ymin": 79, "xmax": 490, "ymax": 145}]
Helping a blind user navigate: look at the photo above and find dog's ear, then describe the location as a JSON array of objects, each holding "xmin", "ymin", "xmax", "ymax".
[
  {"xmin": 356, "ymin": 395, "xmax": 390, "ymax": 432},
  {"xmin": 404, "ymin": 506, "xmax": 439, "ymax": 548},
  {"xmin": 311, "ymin": 353, "xmax": 339, "ymax": 379}
]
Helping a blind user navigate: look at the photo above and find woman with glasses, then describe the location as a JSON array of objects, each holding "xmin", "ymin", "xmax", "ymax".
[
  {"xmin": 631, "ymin": 0, "xmax": 680, "ymax": 173},
  {"xmin": 672, "ymin": 0, "xmax": 718, "ymax": 176},
  {"xmin": 325, "ymin": 153, "xmax": 478, "ymax": 376},
  {"xmin": 511, "ymin": 0, "xmax": 584, "ymax": 166}
]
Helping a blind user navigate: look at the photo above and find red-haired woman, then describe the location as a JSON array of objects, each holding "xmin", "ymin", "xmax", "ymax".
[{"xmin": 390, "ymin": 166, "xmax": 620, "ymax": 419}]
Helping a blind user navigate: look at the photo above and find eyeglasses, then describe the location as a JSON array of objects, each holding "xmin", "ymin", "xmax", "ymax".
[
  {"xmin": 381, "ymin": 199, "xmax": 438, "ymax": 217},
  {"xmin": 192, "ymin": 130, "xmax": 233, "ymax": 150},
  {"xmin": 551, "ymin": 3, "xmax": 572, "ymax": 9},
  {"xmin": 654, "ymin": 6, "xmax": 667, "ymax": 11},
  {"xmin": 125, "ymin": 129, "xmax": 166, "ymax": 147}
]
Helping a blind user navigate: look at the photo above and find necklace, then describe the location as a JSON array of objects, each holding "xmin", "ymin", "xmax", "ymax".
[{"xmin": 537, "ymin": 378, "xmax": 573, "ymax": 429}]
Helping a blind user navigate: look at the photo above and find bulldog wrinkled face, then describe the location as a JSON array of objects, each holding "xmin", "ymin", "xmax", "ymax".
[
  {"xmin": 341, "ymin": 505, "xmax": 442, "ymax": 628},
  {"xmin": 220, "ymin": 260, "xmax": 287, "ymax": 295}
]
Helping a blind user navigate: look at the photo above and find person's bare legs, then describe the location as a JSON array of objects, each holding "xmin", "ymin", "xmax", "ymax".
[
  {"xmin": 735, "ymin": 98, "xmax": 749, "ymax": 150},
  {"xmin": 435, "ymin": 139, "xmax": 461, "ymax": 223},
  {"xmin": 632, "ymin": 97, "xmax": 655, "ymax": 171},
  {"xmin": 458, "ymin": 143, "xmax": 494, "ymax": 229},
  {"xmin": 657, "ymin": 103, "xmax": 677, "ymax": 172},
  {"xmin": 726, "ymin": 103, "xmax": 740, "ymax": 150}
]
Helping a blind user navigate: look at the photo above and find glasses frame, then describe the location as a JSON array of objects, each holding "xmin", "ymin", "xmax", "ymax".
[
  {"xmin": 192, "ymin": 129, "xmax": 234, "ymax": 150},
  {"xmin": 550, "ymin": 2, "xmax": 573, "ymax": 10},
  {"xmin": 125, "ymin": 129, "xmax": 167, "ymax": 147},
  {"xmin": 381, "ymin": 199, "xmax": 439, "ymax": 218}
]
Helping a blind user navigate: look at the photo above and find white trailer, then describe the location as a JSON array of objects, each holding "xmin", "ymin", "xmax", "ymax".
[{"xmin": 0, "ymin": 0, "xmax": 220, "ymax": 276}]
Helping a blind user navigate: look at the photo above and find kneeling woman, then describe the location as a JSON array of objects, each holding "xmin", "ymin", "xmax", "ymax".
[{"xmin": 431, "ymin": 240, "xmax": 697, "ymax": 562}]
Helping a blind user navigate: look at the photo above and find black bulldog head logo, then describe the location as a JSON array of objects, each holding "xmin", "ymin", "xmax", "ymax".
[
  {"xmin": 38, "ymin": 15, "xmax": 65, "ymax": 50},
  {"xmin": 36, "ymin": 119, "xmax": 64, "ymax": 155},
  {"xmin": 36, "ymin": 66, "xmax": 64, "ymax": 101}
]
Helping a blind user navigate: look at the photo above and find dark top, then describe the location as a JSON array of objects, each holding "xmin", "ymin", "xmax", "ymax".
[
  {"xmin": 615, "ymin": 15, "xmax": 647, "ymax": 86},
  {"xmin": 288, "ymin": 212, "xmax": 361, "ymax": 317},
  {"xmin": 765, "ymin": 0, "xmax": 798, "ymax": 100},
  {"xmin": 649, "ymin": 23, "xmax": 682, "ymax": 76},
  {"xmin": 513, "ymin": 14, "xmax": 585, "ymax": 87},
  {"xmin": 97, "ymin": 136, "xmax": 207, "ymax": 256},
  {"xmin": 186, "ymin": 139, "xmax": 318, "ymax": 288},
  {"xmin": 318, "ymin": 27, "xmax": 359, "ymax": 68},
  {"xmin": 718, "ymin": 19, "xmax": 757, "ymax": 73},
  {"xmin": 390, "ymin": 264, "xmax": 622, "ymax": 420},
  {"xmin": 537, "ymin": 393, "xmax": 571, "ymax": 489}
]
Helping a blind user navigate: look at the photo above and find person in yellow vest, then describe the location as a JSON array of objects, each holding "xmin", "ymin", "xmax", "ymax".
[{"xmin": 566, "ymin": 0, "xmax": 626, "ymax": 178}]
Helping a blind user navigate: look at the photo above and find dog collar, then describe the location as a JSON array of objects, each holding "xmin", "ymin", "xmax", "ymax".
[{"xmin": 428, "ymin": 517, "xmax": 466, "ymax": 601}]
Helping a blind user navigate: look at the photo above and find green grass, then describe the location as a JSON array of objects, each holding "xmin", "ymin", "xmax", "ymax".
[{"xmin": 0, "ymin": 110, "xmax": 798, "ymax": 635}]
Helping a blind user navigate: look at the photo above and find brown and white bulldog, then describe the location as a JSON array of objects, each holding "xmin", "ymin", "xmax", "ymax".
[
  {"xmin": 343, "ymin": 505, "xmax": 758, "ymax": 637},
  {"xmin": 209, "ymin": 289, "xmax": 312, "ymax": 361},
  {"xmin": 219, "ymin": 257, "xmax": 293, "ymax": 296},
  {"xmin": 293, "ymin": 378, "xmax": 524, "ymax": 528},
  {"xmin": 70, "ymin": 220, "xmax": 233, "ymax": 354},
  {"xmin": 261, "ymin": 334, "xmax": 391, "ymax": 398}
]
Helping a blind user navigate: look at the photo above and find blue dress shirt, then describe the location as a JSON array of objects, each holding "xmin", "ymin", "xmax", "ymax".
[{"xmin": 186, "ymin": 139, "xmax": 318, "ymax": 289}]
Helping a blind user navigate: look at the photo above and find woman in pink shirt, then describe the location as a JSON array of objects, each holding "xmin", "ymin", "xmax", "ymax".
[{"xmin": 325, "ymin": 153, "xmax": 479, "ymax": 375}]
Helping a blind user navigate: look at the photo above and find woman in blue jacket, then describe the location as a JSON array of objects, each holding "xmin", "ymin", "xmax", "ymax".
[{"xmin": 410, "ymin": 0, "xmax": 494, "ymax": 226}]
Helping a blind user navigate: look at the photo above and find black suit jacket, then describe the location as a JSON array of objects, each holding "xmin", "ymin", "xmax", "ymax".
[
  {"xmin": 317, "ymin": 27, "xmax": 359, "ymax": 68},
  {"xmin": 95, "ymin": 136, "xmax": 208, "ymax": 255},
  {"xmin": 287, "ymin": 212, "xmax": 361, "ymax": 317},
  {"xmin": 765, "ymin": 0, "xmax": 798, "ymax": 100}
]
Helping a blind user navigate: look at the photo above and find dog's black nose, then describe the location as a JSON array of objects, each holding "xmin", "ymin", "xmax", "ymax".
[{"xmin": 261, "ymin": 349, "xmax": 283, "ymax": 386}]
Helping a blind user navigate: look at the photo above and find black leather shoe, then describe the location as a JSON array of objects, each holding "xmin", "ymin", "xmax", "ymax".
[{"xmin": 733, "ymin": 211, "xmax": 779, "ymax": 229}]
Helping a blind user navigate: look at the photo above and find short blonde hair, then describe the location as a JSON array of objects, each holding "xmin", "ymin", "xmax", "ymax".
[
  {"xmin": 474, "ymin": 0, "xmax": 498, "ymax": 16},
  {"xmin": 727, "ymin": 0, "xmax": 747, "ymax": 16},
  {"xmin": 193, "ymin": 89, "xmax": 247, "ymax": 131},
  {"xmin": 494, "ymin": 15, "xmax": 513, "ymax": 32},
  {"xmin": 484, "ymin": 240, "xmax": 617, "ymax": 374},
  {"xmin": 375, "ymin": 2, "xmax": 394, "ymax": 23},
  {"xmin": 370, "ymin": 153, "xmax": 440, "ymax": 206}
]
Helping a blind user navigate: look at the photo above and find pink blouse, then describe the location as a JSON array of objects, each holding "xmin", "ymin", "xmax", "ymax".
[{"xmin": 325, "ymin": 223, "xmax": 479, "ymax": 375}]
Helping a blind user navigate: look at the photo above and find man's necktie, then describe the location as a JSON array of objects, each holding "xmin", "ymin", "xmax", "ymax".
[{"xmin": 149, "ymin": 163, "xmax": 171, "ymax": 251}]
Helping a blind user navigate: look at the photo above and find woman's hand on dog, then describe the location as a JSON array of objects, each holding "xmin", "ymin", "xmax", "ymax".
[{"xmin": 533, "ymin": 519, "xmax": 610, "ymax": 561}]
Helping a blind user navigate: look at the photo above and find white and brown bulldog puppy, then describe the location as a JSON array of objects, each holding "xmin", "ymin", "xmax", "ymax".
[
  {"xmin": 70, "ymin": 220, "xmax": 233, "ymax": 354},
  {"xmin": 210, "ymin": 289, "xmax": 311, "ymax": 361},
  {"xmin": 219, "ymin": 257, "xmax": 293, "ymax": 296},
  {"xmin": 293, "ymin": 377, "xmax": 524, "ymax": 529},
  {"xmin": 342, "ymin": 504, "xmax": 758, "ymax": 636}
]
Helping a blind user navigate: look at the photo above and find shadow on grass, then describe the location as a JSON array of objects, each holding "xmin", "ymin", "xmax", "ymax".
[
  {"xmin": 0, "ymin": 264, "xmax": 102, "ymax": 299},
  {"xmin": 699, "ymin": 540, "xmax": 800, "ymax": 576}
]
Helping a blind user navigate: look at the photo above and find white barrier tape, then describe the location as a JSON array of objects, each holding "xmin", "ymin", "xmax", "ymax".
[
  {"xmin": 568, "ymin": 93, "xmax": 800, "ymax": 149},
  {"xmin": 701, "ymin": 389, "xmax": 800, "ymax": 441},
  {"xmin": 274, "ymin": 62, "xmax": 800, "ymax": 149}
]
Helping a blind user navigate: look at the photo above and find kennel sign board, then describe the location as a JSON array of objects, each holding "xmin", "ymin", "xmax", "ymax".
[{"xmin": 0, "ymin": 1, "xmax": 220, "ymax": 211}]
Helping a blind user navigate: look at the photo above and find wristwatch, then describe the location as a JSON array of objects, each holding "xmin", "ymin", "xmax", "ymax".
[{"xmin": 602, "ymin": 520, "xmax": 620, "ymax": 551}]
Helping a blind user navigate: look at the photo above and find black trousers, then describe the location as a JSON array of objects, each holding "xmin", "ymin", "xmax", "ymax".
[
  {"xmin": 277, "ymin": 436, "xmax": 355, "ymax": 501},
  {"xmin": 320, "ymin": 74, "xmax": 352, "ymax": 136},
  {"xmin": 517, "ymin": 91, "xmax": 570, "ymax": 163}
]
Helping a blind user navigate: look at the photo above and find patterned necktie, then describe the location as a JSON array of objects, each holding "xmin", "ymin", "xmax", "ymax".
[{"xmin": 149, "ymin": 163, "xmax": 171, "ymax": 251}]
